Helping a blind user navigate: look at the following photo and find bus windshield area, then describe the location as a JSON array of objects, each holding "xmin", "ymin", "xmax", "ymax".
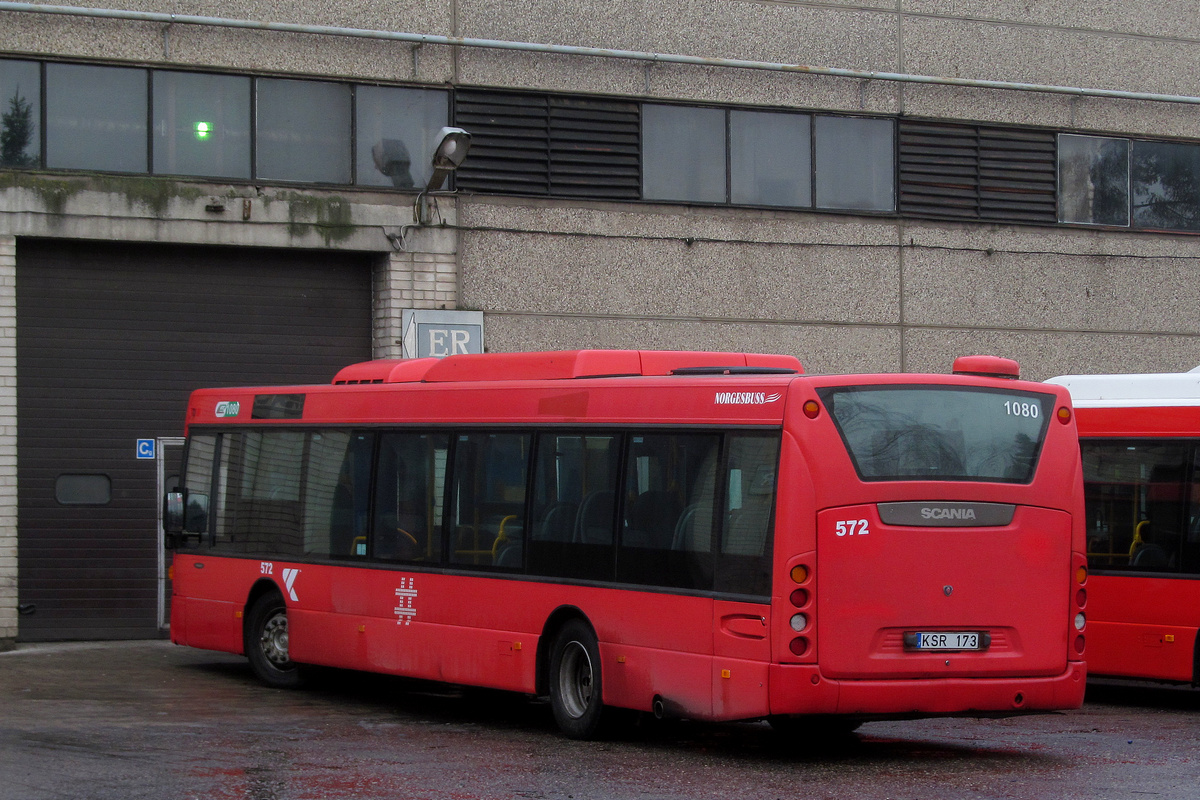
[{"xmin": 817, "ymin": 385, "xmax": 1054, "ymax": 483}]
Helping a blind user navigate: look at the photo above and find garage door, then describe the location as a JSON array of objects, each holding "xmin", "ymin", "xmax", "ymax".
[{"xmin": 16, "ymin": 239, "xmax": 373, "ymax": 640}]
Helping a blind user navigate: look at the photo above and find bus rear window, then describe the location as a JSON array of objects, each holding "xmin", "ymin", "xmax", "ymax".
[{"xmin": 816, "ymin": 385, "xmax": 1054, "ymax": 483}]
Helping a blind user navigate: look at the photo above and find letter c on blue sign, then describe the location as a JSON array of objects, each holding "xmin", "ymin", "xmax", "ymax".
[{"xmin": 137, "ymin": 439, "xmax": 156, "ymax": 460}]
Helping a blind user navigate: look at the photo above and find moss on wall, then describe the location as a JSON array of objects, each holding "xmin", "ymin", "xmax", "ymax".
[{"xmin": 279, "ymin": 192, "xmax": 355, "ymax": 246}]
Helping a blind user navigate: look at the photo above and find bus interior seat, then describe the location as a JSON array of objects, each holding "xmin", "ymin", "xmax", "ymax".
[
  {"xmin": 494, "ymin": 539, "xmax": 523, "ymax": 567},
  {"xmin": 1131, "ymin": 542, "xmax": 1171, "ymax": 569},
  {"xmin": 671, "ymin": 504, "xmax": 701, "ymax": 551},
  {"xmin": 624, "ymin": 490, "xmax": 682, "ymax": 549},
  {"xmin": 535, "ymin": 501, "xmax": 578, "ymax": 542},
  {"xmin": 575, "ymin": 490, "xmax": 615, "ymax": 545},
  {"xmin": 1138, "ymin": 465, "xmax": 1185, "ymax": 570},
  {"xmin": 374, "ymin": 512, "xmax": 425, "ymax": 560},
  {"xmin": 723, "ymin": 495, "xmax": 772, "ymax": 556}
]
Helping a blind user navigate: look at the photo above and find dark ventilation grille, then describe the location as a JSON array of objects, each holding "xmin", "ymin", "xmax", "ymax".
[
  {"xmin": 899, "ymin": 121, "xmax": 1057, "ymax": 224},
  {"xmin": 455, "ymin": 90, "xmax": 640, "ymax": 200}
]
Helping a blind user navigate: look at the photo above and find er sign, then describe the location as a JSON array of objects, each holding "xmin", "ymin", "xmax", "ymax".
[{"xmin": 402, "ymin": 310, "xmax": 485, "ymax": 359}]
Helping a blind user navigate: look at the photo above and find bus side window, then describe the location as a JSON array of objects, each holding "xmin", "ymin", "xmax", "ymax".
[
  {"xmin": 373, "ymin": 432, "xmax": 449, "ymax": 564},
  {"xmin": 528, "ymin": 433, "xmax": 619, "ymax": 580},
  {"xmin": 1187, "ymin": 448, "xmax": 1200, "ymax": 575},
  {"xmin": 450, "ymin": 432, "xmax": 530, "ymax": 567},
  {"xmin": 215, "ymin": 431, "xmax": 305, "ymax": 557},
  {"xmin": 1082, "ymin": 441, "xmax": 1187, "ymax": 573},
  {"xmin": 303, "ymin": 431, "xmax": 373, "ymax": 559},
  {"xmin": 618, "ymin": 433, "xmax": 719, "ymax": 590},
  {"xmin": 715, "ymin": 433, "xmax": 780, "ymax": 597}
]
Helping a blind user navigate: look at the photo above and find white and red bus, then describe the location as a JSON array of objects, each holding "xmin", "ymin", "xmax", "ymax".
[
  {"xmin": 165, "ymin": 350, "xmax": 1087, "ymax": 738},
  {"xmin": 1047, "ymin": 368, "xmax": 1200, "ymax": 684}
]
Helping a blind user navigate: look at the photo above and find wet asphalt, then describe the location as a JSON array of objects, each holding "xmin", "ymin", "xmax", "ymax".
[{"xmin": 1, "ymin": 640, "xmax": 1198, "ymax": 800}]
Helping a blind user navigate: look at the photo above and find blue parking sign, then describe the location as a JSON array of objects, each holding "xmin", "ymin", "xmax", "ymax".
[{"xmin": 136, "ymin": 439, "xmax": 156, "ymax": 460}]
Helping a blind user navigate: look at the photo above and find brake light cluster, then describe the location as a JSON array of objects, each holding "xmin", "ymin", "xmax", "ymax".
[
  {"xmin": 789, "ymin": 563, "xmax": 812, "ymax": 657},
  {"xmin": 1072, "ymin": 562, "xmax": 1087, "ymax": 655}
]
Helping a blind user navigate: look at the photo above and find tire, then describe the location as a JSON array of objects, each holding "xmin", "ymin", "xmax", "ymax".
[
  {"xmin": 244, "ymin": 591, "xmax": 305, "ymax": 689},
  {"xmin": 548, "ymin": 619, "xmax": 606, "ymax": 739}
]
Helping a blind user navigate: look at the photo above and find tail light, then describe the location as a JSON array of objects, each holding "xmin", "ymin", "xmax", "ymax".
[
  {"xmin": 1071, "ymin": 557, "xmax": 1087, "ymax": 656},
  {"xmin": 788, "ymin": 562, "xmax": 813, "ymax": 660}
]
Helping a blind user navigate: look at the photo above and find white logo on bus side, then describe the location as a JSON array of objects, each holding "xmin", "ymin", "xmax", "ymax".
[
  {"xmin": 835, "ymin": 519, "xmax": 870, "ymax": 536},
  {"xmin": 394, "ymin": 577, "xmax": 417, "ymax": 626},
  {"xmin": 282, "ymin": 568, "xmax": 300, "ymax": 602},
  {"xmin": 714, "ymin": 392, "xmax": 783, "ymax": 405}
]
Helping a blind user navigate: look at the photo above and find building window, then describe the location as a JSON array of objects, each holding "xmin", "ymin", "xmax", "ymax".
[
  {"xmin": 46, "ymin": 63, "xmax": 147, "ymax": 173},
  {"xmin": 730, "ymin": 110, "xmax": 811, "ymax": 207},
  {"xmin": 256, "ymin": 77, "xmax": 352, "ymax": 184},
  {"xmin": 356, "ymin": 86, "xmax": 448, "ymax": 189},
  {"xmin": 643, "ymin": 105, "xmax": 887, "ymax": 210},
  {"xmin": 153, "ymin": 71, "xmax": 252, "ymax": 180},
  {"xmin": 0, "ymin": 59, "xmax": 40, "ymax": 168},
  {"xmin": 642, "ymin": 104, "xmax": 726, "ymax": 203},
  {"xmin": 55, "ymin": 474, "xmax": 112, "ymax": 506},
  {"xmin": 1132, "ymin": 140, "xmax": 1200, "ymax": 232},
  {"xmin": 815, "ymin": 116, "xmax": 895, "ymax": 211},
  {"xmin": 1058, "ymin": 134, "xmax": 1129, "ymax": 226},
  {"xmin": 1057, "ymin": 134, "xmax": 1200, "ymax": 233}
]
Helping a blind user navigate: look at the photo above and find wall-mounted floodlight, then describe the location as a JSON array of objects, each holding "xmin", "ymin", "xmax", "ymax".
[
  {"xmin": 410, "ymin": 127, "xmax": 473, "ymax": 229},
  {"xmin": 426, "ymin": 126, "xmax": 472, "ymax": 192}
]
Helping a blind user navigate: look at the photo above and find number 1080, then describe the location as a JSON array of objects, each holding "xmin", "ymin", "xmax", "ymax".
[{"xmin": 1004, "ymin": 400, "xmax": 1039, "ymax": 418}]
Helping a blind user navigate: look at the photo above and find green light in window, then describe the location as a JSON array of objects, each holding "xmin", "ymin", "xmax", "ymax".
[{"xmin": 194, "ymin": 121, "xmax": 213, "ymax": 140}]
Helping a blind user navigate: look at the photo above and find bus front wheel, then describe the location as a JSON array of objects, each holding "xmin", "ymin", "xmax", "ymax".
[
  {"xmin": 549, "ymin": 619, "xmax": 606, "ymax": 739},
  {"xmin": 244, "ymin": 592, "xmax": 305, "ymax": 689}
]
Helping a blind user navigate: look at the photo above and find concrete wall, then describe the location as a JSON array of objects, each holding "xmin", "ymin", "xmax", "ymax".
[
  {"xmin": 3, "ymin": 1, "xmax": 1200, "ymax": 138},
  {"xmin": 460, "ymin": 197, "xmax": 1200, "ymax": 380},
  {"xmin": 5, "ymin": 0, "xmax": 1200, "ymax": 642}
]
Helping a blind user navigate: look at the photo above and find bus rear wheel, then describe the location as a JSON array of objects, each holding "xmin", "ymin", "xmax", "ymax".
[
  {"xmin": 549, "ymin": 619, "xmax": 606, "ymax": 739},
  {"xmin": 245, "ymin": 591, "xmax": 305, "ymax": 689}
]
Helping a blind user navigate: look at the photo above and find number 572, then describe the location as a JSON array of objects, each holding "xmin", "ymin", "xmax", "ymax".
[{"xmin": 835, "ymin": 519, "xmax": 870, "ymax": 536}]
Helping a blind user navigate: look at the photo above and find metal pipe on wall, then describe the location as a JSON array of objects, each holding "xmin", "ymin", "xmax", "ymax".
[{"xmin": 3, "ymin": 1, "xmax": 1200, "ymax": 106}]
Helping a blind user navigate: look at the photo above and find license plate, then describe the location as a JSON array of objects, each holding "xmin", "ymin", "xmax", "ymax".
[{"xmin": 904, "ymin": 631, "xmax": 986, "ymax": 651}]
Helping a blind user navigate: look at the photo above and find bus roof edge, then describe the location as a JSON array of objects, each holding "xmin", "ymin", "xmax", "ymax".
[{"xmin": 333, "ymin": 350, "xmax": 804, "ymax": 384}]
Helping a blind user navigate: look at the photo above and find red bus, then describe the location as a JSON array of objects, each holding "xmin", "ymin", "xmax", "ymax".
[
  {"xmin": 1047, "ymin": 369, "xmax": 1200, "ymax": 684},
  {"xmin": 165, "ymin": 350, "xmax": 1086, "ymax": 738}
]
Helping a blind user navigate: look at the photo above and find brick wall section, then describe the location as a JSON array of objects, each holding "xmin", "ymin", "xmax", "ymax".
[
  {"xmin": 373, "ymin": 250, "xmax": 460, "ymax": 360},
  {"xmin": 0, "ymin": 235, "xmax": 16, "ymax": 650}
]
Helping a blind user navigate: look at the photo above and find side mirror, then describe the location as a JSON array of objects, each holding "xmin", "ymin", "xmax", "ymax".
[
  {"xmin": 163, "ymin": 490, "xmax": 210, "ymax": 547},
  {"xmin": 164, "ymin": 491, "xmax": 184, "ymax": 535}
]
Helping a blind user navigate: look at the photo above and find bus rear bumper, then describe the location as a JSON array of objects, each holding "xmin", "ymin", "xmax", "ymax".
[{"xmin": 769, "ymin": 661, "xmax": 1086, "ymax": 718}]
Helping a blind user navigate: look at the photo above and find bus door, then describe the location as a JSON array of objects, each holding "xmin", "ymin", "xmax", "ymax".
[
  {"xmin": 711, "ymin": 433, "xmax": 779, "ymax": 719},
  {"xmin": 157, "ymin": 436, "xmax": 185, "ymax": 631}
]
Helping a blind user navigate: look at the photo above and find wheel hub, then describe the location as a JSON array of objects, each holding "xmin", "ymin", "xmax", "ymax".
[
  {"xmin": 558, "ymin": 640, "xmax": 593, "ymax": 719},
  {"xmin": 260, "ymin": 612, "xmax": 290, "ymax": 667}
]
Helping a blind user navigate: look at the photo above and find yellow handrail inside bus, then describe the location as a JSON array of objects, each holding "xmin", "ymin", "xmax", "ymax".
[
  {"xmin": 491, "ymin": 515, "xmax": 518, "ymax": 559},
  {"xmin": 1128, "ymin": 520, "xmax": 1149, "ymax": 558}
]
